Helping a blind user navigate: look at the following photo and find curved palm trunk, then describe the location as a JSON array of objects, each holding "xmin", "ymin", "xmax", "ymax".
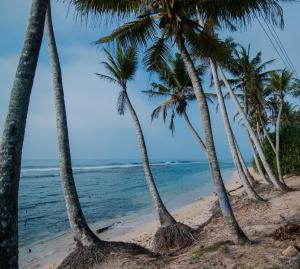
[
  {"xmin": 248, "ymin": 132, "xmax": 271, "ymax": 184},
  {"xmin": 256, "ymin": 121, "xmax": 263, "ymax": 147},
  {"xmin": 219, "ymin": 68, "xmax": 288, "ymax": 191},
  {"xmin": 182, "ymin": 111, "xmax": 207, "ymax": 153},
  {"xmin": 275, "ymin": 100, "xmax": 283, "ymax": 182},
  {"xmin": 210, "ymin": 60, "xmax": 262, "ymax": 201},
  {"xmin": 177, "ymin": 40, "xmax": 249, "ymax": 243},
  {"xmin": 234, "ymin": 139, "xmax": 256, "ymax": 186},
  {"xmin": 0, "ymin": 0, "xmax": 48, "ymax": 267},
  {"xmin": 45, "ymin": 3, "xmax": 98, "ymax": 246},
  {"xmin": 260, "ymin": 117, "xmax": 276, "ymax": 154},
  {"xmin": 122, "ymin": 89, "xmax": 176, "ymax": 227}
]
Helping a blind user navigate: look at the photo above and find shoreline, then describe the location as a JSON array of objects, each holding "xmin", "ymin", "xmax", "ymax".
[{"xmin": 21, "ymin": 170, "xmax": 239, "ymax": 269}]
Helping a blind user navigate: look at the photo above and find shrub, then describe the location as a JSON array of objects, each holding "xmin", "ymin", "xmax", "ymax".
[{"xmin": 253, "ymin": 122, "xmax": 300, "ymax": 176}]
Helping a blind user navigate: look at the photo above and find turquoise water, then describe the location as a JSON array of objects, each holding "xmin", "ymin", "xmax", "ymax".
[{"xmin": 19, "ymin": 159, "xmax": 235, "ymax": 249}]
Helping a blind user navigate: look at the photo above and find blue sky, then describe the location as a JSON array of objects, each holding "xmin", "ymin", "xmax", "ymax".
[{"xmin": 0, "ymin": 1, "xmax": 299, "ymax": 162}]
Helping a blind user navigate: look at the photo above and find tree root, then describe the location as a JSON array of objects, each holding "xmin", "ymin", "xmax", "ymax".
[
  {"xmin": 57, "ymin": 241, "xmax": 157, "ymax": 269},
  {"xmin": 152, "ymin": 222, "xmax": 196, "ymax": 255}
]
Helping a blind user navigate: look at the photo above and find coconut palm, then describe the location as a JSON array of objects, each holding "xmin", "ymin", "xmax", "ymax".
[
  {"xmin": 97, "ymin": 45, "xmax": 195, "ymax": 253},
  {"xmin": 0, "ymin": 0, "xmax": 48, "ymax": 267},
  {"xmin": 264, "ymin": 69, "xmax": 300, "ymax": 181},
  {"xmin": 143, "ymin": 53, "xmax": 208, "ymax": 152},
  {"xmin": 194, "ymin": 13, "xmax": 260, "ymax": 189},
  {"xmin": 145, "ymin": 53, "xmax": 262, "ymax": 200},
  {"xmin": 210, "ymin": 60, "xmax": 263, "ymax": 200},
  {"xmin": 220, "ymin": 43, "xmax": 290, "ymax": 191},
  {"xmin": 71, "ymin": 0, "xmax": 288, "ymax": 243},
  {"xmin": 73, "ymin": 0, "xmax": 287, "ymax": 243},
  {"xmin": 45, "ymin": 2, "xmax": 99, "ymax": 246}
]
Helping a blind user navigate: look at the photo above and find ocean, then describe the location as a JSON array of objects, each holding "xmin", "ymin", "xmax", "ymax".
[{"xmin": 19, "ymin": 159, "xmax": 235, "ymax": 265}]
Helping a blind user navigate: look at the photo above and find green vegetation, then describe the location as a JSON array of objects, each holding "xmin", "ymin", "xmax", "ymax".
[
  {"xmin": 191, "ymin": 241, "xmax": 234, "ymax": 259},
  {"xmin": 254, "ymin": 121, "xmax": 300, "ymax": 176}
]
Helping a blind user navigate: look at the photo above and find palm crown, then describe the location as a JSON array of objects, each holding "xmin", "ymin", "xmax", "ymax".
[
  {"xmin": 96, "ymin": 45, "xmax": 138, "ymax": 114},
  {"xmin": 143, "ymin": 53, "xmax": 215, "ymax": 133}
]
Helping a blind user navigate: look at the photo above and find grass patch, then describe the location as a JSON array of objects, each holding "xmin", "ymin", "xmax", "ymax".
[{"xmin": 191, "ymin": 240, "xmax": 234, "ymax": 260}]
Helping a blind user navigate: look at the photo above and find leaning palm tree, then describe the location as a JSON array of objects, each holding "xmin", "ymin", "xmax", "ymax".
[
  {"xmin": 145, "ymin": 53, "xmax": 262, "ymax": 200},
  {"xmin": 265, "ymin": 69, "xmax": 300, "ymax": 181},
  {"xmin": 45, "ymin": 2, "xmax": 99, "ymax": 246},
  {"xmin": 45, "ymin": 6, "xmax": 156, "ymax": 269},
  {"xmin": 143, "ymin": 53, "xmax": 208, "ymax": 152},
  {"xmin": 97, "ymin": 45, "xmax": 195, "ymax": 253},
  {"xmin": 222, "ymin": 43, "xmax": 274, "ymax": 185},
  {"xmin": 220, "ymin": 42, "xmax": 290, "ymax": 191},
  {"xmin": 96, "ymin": 0, "xmax": 254, "ymax": 244},
  {"xmin": 210, "ymin": 60, "xmax": 263, "ymax": 201},
  {"xmin": 194, "ymin": 14, "xmax": 260, "ymax": 189},
  {"xmin": 0, "ymin": 0, "xmax": 48, "ymax": 267},
  {"xmin": 71, "ymin": 0, "xmax": 289, "ymax": 244}
]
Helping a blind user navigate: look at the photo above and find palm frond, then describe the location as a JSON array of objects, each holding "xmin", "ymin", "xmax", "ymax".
[
  {"xmin": 95, "ymin": 73, "xmax": 117, "ymax": 84},
  {"xmin": 97, "ymin": 16, "xmax": 156, "ymax": 47},
  {"xmin": 143, "ymin": 35, "xmax": 171, "ymax": 72}
]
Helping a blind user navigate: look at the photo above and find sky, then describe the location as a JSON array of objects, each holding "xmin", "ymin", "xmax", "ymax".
[{"xmin": 0, "ymin": 1, "xmax": 299, "ymax": 162}]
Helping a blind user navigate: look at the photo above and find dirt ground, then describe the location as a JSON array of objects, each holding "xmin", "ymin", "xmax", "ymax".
[{"xmin": 62, "ymin": 175, "xmax": 300, "ymax": 269}]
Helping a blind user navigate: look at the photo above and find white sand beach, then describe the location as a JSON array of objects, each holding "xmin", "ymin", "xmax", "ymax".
[{"xmin": 22, "ymin": 171, "xmax": 241, "ymax": 269}]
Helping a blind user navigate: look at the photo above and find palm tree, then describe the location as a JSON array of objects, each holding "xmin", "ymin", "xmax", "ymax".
[
  {"xmin": 97, "ymin": 45, "xmax": 195, "ymax": 253},
  {"xmin": 0, "ymin": 0, "xmax": 48, "ymax": 267},
  {"xmin": 143, "ymin": 53, "xmax": 207, "ymax": 152},
  {"xmin": 224, "ymin": 44, "xmax": 273, "ymax": 185},
  {"xmin": 220, "ymin": 44, "xmax": 290, "ymax": 191},
  {"xmin": 45, "ymin": 2, "xmax": 99, "ymax": 246},
  {"xmin": 210, "ymin": 59, "xmax": 263, "ymax": 200},
  {"xmin": 145, "ymin": 53, "xmax": 261, "ymax": 200},
  {"xmin": 194, "ymin": 13, "xmax": 260, "ymax": 189},
  {"xmin": 68, "ymin": 0, "xmax": 287, "ymax": 245},
  {"xmin": 265, "ymin": 69, "xmax": 300, "ymax": 181}
]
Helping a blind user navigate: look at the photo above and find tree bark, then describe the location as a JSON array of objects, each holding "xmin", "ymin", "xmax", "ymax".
[
  {"xmin": 122, "ymin": 89, "xmax": 176, "ymax": 227},
  {"xmin": 0, "ymin": 1, "xmax": 48, "ymax": 267},
  {"xmin": 210, "ymin": 60, "xmax": 262, "ymax": 201},
  {"xmin": 234, "ymin": 139, "xmax": 256, "ymax": 186},
  {"xmin": 45, "ymin": 2, "xmax": 99, "ymax": 246},
  {"xmin": 275, "ymin": 100, "xmax": 283, "ymax": 182},
  {"xmin": 219, "ymin": 67, "xmax": 289, "ymax": 191},
  {"xmin": 177, "ymin": 40, "xmax": 249, "ymax": 243},
  {"xmin": 247, "ymin": 132, "xmax": 271, "ymax": 184},
  {"xmin": 259, "ymin": 117, "xmax": 276, "ymax": 154},
  {"xmin": 182, "ymin": 111, "xmax": 207, "ymax": 153}
]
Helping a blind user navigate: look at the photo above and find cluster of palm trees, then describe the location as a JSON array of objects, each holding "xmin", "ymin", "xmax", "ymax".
[{"xmin": 0, "ymin": 0, "xmax": 299, "ymax": 268}]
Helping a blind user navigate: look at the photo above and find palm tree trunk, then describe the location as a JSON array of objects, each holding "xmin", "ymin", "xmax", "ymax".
[
  {"xmin": 247, "ymin": 132, "xmax": 271, "ymax": 184},
  {"xmin": 259, "ymin": 117, "xmax": 276, "ymax": 153},
  {"xmin": 45, "ymin": 3, "xmax": 98, "ymax": 246},
  {"xmin": 234, "ymin": 138, "xmax": 256, "ymax": 185},
  {"xmin": 210, "ymin": 60, "xmax": 262, "ymax": 201},
  {"xmin": 0, "ymin": 1, "xmax": 48, "ymax": 267},
  {"xmin": 256, "ymin": 121, "xmax": 263, "ymax": 146},
  {"xmin": 182, "ymin": 111, "xmax": 207, "ymax": 153},
  {"xmin": 275, "ymin": 100, "xmax": 284, "ymax": 182},
  {"xmin": 177, "ymin": 40, "xmax": 249, "ymax": 243},
  {"xmin": 219, "ymin": 67, "xmax": 289, "ymax": 191},
  {"xmin": 122, "ymin": 89, "xmax": 176, "ymax": 227}
]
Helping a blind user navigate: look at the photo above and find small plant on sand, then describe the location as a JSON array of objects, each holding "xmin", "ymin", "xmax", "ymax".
[{"xmin": 191, "ymin": 240, "xmax": 234, "ymax": 260}]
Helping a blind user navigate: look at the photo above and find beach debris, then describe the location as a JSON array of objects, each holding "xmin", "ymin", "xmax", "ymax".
[
  {"xmin": 96, "ymin": 223, "xmax": 114, "ymax": 234},
  {"xmin": 229, "ymin": 185, "xmax": 244, "ymax": 193},
  {"xmin": 282, "ymin": 245, "xmax": 299, "ymax": 257},
  {"xmin": 28, "ymin": 248, "xmax": 31, "ymax": 253},
  {"xmin": 272, "ymin": 223, "xmax": 300, "ymax": 240}
]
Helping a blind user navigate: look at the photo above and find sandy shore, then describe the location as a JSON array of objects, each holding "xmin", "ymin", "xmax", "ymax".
[{"xmin": 22, "ymin": 171, "xmax": 241, "ymax": 269}]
